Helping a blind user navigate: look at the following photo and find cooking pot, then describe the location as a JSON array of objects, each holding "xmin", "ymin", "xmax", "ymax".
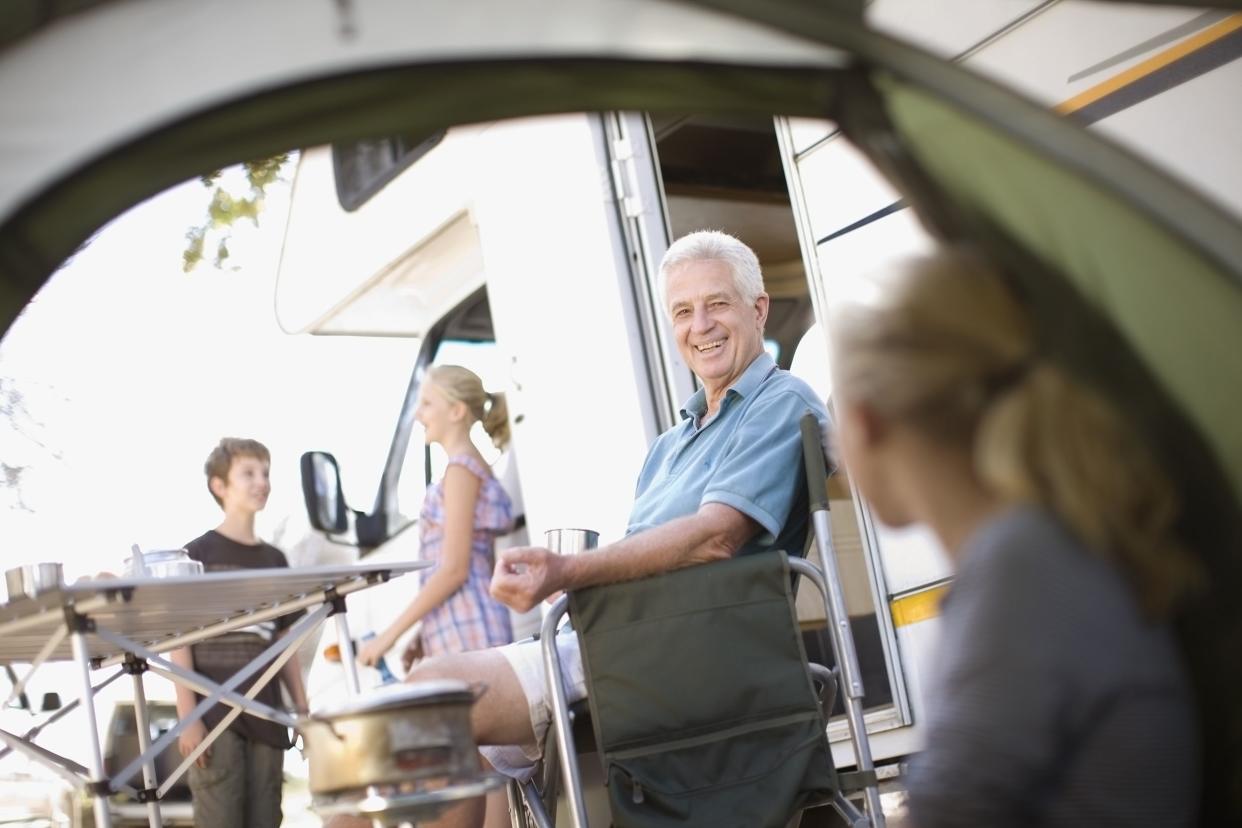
[
  {"xmin": 124, "ymin": 548, "xmax": 203, "ymax": 579},
  {"xmin": 5, "ymin": 562, "xmax": 63, "ymax": 601},
  {"xmin": 300, "ymin": 679, "xmax": 484, "ymax": 796}
]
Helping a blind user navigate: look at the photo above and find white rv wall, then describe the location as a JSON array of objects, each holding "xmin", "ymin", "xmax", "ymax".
[
  {"xmin": 869, "ymin": 2, "xmax": 1242, "ymax": 218},
  {"xmin": 471, "ymin": 115, "xmax": 656, "ymax": 545},
  {"xmin": 276, "ymin": 136, "xmax": 484, "ymax": 335}
]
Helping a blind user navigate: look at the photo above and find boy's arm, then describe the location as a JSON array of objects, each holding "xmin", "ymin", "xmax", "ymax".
[
  {"xmin": 170, "ymin": 647, "xmax": 210, "ymax": 767},
  {"xmin": 277, "ymin": 631, "xmax": 310, "ymax": 715},
  {"xmin": 170, "ymin": 647, "xmax": 197, "ymax": 719}
]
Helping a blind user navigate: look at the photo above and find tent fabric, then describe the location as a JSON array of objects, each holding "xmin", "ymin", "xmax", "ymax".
[
  {"xmin": 878, "ymin": 76, "xmax": 1242, "ymax": 505},
  {"xmin": 0, "ymin": 0, "xmax": 844, "ymax": 233},
  {"xmin": 0, "ymin": 58, "xmax": 838, "ymax": 331},
  {"xmin": 4, "ymin": 0, "xmax": 1236, "ymax": 53},
  {"xmin": 0, "ymin": 0, "xmax": 109, "ymax": 49},
  {"xmin": 871, "ymin": 73, "xmax": 1242, "ymax": 825}
]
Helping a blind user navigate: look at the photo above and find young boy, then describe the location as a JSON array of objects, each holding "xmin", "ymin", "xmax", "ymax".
[{"xmin": 171, "ymin": 437, "xmax": 309, "ymax": 828}]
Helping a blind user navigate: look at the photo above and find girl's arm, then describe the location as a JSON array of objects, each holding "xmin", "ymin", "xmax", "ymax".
[{"xmin": 357, "ymin": 463, "xmax": 482, "ymax": 666}]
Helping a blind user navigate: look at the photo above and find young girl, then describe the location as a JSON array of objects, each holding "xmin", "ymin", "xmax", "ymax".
[
  {"xmin": 358, "ymin": 364, "xmax": 514, "ymax": 669},
  {"xmin": 828, "ymin": 248, "xmax": 1203, "ymax": 827}
]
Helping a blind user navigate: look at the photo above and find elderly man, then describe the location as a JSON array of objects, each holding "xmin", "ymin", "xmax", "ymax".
[{"xmin": 412, "ymin": 229, "xmax": 829, "ymax": 828}]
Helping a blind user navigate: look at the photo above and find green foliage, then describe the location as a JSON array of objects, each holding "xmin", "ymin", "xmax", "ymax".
[
  {"xmin": 182, "ymin": 154, "xmax": 291, "ymax": 272},
  {"xmin": 0, "ymin": 375, "xmax": 62, "ymax": 512},
  {"xmin": 0, "ymin": 379, "xmax": 28, "ymax": 508}
]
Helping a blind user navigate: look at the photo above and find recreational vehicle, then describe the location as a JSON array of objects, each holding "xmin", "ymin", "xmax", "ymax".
[{"xmin": 282, "ymin": 0, "xmax": 1242, "ymax": 776}]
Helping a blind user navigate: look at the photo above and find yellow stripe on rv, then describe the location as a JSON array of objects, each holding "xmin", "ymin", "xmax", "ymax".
[
  {"xmin": 890, "ymin": 584, "xmax": 949, "ymax": 628},
  {"xmin": 1057, "ymin": 13, "xmax": 1242, "ymax": 115}
]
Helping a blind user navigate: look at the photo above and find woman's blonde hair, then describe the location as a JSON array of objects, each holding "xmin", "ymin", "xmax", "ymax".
[
  {"xmin": 829, "ymin": 246, "xmax": 1201, "ymax": 618},
  {"xmin": 427, "ymin": 364, "xmax": 510, "ymax": 451}
]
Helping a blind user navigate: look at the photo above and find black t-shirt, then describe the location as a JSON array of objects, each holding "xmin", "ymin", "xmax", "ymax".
[{"xmin": 184, "ymin": 530, "xmax": 304, "ymax": 749}]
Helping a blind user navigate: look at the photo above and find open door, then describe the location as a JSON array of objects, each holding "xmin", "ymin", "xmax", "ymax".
[
  {"xmin": 774, "ymin": 114, "xmax": 948, "ymax": 752},
  {"xmin": 600, "ymin": 112, "xmax": 694, "ymax": 434}
]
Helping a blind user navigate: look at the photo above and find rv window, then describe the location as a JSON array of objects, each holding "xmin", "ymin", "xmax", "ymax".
[
  {"xmin": 764, "ymin": 339, "xmax": 780, "ymax": 363},
  {"xmin": 393, "ymin": 338, "xmax": 509, "ymax": 528},
  {"xmin": 332, "ymin": 130, "xmax": 446, "ymax": 211}
]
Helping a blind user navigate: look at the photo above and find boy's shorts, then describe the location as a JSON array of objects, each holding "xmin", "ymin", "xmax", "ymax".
[{"xmin": 480, "ymin": 629, "xmax": 587, "ymax": 781}]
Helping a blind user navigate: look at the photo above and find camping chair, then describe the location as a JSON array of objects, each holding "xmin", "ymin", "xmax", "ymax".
[{"xmin": 521, "ymin": 412, "xmax": 884, "ymax": 827}]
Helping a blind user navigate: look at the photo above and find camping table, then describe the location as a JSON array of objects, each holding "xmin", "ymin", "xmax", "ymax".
[{"xmin": 0, "ymin": 561, "xmax": 427, "ymax": 828}]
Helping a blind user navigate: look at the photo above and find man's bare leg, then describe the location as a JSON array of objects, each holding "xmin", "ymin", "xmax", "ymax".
[
  {"xmin": 409, "ymin": 648, "xmax": 536, "ymax": 828},
  {"xmin": 484, "ymin": 784, "xmax": 512, "ymax": 828},
  {"xmin": 427, "ymin": 756, "xmax": 511, "ymax": 828}
]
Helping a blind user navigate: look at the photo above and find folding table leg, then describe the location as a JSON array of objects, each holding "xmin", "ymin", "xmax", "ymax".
[
  {"xmin": 334, "ymin": 611, "xmax": 361, "ymax": 698},
  {"xmin": 72, "ymin": 628, "xmax": 113, "ymax": 828},
  {"xmin": 129, "ymin": 667, "xmax": 164, "ymax": 828}
]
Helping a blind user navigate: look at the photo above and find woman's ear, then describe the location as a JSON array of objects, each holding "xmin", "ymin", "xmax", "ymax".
[
  {"xmin": 839, "ymin": 398, "xmax": 886, "ymax": 451},
  {"xmin": 208, "ymin": 474, "xmax": 227, "ymax": 500},
  {"xmin": 448, "ymin": 399, "xmax": 469, "ymax": 423}
]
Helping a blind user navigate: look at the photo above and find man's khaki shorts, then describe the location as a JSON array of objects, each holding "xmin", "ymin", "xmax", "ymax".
[{"xmin": 480, "ymin": 629, "xmax": 587, "ymax": 781}]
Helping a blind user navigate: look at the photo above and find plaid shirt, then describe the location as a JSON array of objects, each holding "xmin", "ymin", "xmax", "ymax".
[{"xmin": 417, "ymin": 455, "xmax": 514, "ymax": 657}]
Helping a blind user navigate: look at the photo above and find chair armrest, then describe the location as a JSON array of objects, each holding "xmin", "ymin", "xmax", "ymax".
[{"xmin": 541, "ymin": 595, "xmax": 590, "ymax": 828}]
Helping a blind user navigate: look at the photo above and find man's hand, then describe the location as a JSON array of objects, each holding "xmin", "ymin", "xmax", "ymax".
[
  {"xmin": 491, "ymin": 546, "xmax": 565, "ymax": 612},
  {"xmin": 178, "ymin": 719, "xmax": 211, "ymax": 768}
]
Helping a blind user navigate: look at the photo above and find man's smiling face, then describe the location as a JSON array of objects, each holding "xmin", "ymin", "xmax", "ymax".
[{"xmin": 666, "ymin": 258, "xmax": 768, "ymax": 396}]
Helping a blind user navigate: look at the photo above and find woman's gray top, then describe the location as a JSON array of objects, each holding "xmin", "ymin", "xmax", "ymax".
[{"xmin": 905, "ymin": 506, "xmax": 1198, "ymax": 827}]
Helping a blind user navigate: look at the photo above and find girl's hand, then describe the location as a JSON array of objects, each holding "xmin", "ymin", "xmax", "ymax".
[{"xmin": 357, "ymin": 634, "xmax": 391, "ymax": 668}]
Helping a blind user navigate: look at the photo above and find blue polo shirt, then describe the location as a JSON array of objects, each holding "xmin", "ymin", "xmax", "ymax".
[{"xmin": 627, "ymin": 352, "xmax": 829, "ymax": 556}]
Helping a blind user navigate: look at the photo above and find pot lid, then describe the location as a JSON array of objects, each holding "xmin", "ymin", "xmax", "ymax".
[{"xmin": 311, "ymin": 679, "xmax": 475, "ymax": 719}]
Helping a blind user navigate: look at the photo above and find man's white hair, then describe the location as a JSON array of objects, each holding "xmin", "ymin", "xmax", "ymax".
[{"xmin": 657, "ymin": 230, "xmax": 765, "ymax": 311}]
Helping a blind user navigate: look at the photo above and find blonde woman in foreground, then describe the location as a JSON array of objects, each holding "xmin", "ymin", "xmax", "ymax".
[{"xmin": 830, "ymin": 248, "xmax": 1202, "ymax": 827}]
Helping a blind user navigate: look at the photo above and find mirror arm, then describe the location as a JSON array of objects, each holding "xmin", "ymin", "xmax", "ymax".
[{"xmin": 355, "ymin": 509, "xmax": 389, "ymax": 550}]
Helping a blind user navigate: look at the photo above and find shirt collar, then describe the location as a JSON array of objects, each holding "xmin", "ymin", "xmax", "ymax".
[{"xmin": 679, "ymin": 351, "xmax": 777, "ymax": 421}]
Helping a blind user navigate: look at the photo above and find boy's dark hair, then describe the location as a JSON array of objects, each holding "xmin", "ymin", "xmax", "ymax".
[{"xmin": 205, "ymin": 437, "xmax": 271, "ymax": 506}]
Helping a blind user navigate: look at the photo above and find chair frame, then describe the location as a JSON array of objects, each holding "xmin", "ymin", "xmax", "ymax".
[{"xmin": 518, "ymin": 413, "xmax": 885, "ymax": 827}]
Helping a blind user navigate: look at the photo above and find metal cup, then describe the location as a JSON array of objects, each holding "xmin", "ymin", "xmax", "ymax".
[
  {"xmin": 544, "ymin": 528, "xmax": 599, "ymax": 555},
  {"xmin": 5, "ymin": 562, "xmax": 64, "ymax": 601}
]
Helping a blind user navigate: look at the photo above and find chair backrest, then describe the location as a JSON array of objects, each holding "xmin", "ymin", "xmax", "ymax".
[{"xmin": 569, "ymin": 550, "xmax": 836, "ymax": 827}]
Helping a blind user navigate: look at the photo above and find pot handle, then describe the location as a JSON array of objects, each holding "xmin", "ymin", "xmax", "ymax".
[{"xmin": 297, "ymin": 716, "xmax": 347, "ymax": 743}]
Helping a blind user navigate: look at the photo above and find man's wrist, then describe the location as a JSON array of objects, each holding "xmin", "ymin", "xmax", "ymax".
[{"xmin": 554, "ymin": 545, "xmax": 594, "ymax": 592}]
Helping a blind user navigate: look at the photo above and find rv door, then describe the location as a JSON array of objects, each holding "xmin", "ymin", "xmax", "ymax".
[
  {"xmin": 601, "ymin": 112, "xmax": 695, "ymax": 433},
  {"xmin": 774, "ymin": 115, "xmax": 949, "ymax": 758}
]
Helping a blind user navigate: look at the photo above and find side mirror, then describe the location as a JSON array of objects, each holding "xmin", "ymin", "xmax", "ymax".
[{"xmin": 300, "ymin": 451, "xmax": 349, "ymax": 534}]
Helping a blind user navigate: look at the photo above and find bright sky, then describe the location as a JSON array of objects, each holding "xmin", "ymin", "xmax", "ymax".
[
  {"xmin": 0, "ymin": 167, "xmax": 422, "ymax": 583},
  {"xmin": 0, "ymin": 168, "xmax": 431, "ymax": 799}
]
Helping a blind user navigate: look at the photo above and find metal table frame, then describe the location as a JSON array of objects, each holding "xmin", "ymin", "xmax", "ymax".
[{"xmin": 0, "ymin": 562, "xmax": 426, "ymax": 828}]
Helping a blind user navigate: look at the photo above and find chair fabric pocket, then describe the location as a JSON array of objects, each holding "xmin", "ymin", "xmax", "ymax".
[{"xmin": 604, "ymin": 711, "xmax": 833, "ymax": 828}]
